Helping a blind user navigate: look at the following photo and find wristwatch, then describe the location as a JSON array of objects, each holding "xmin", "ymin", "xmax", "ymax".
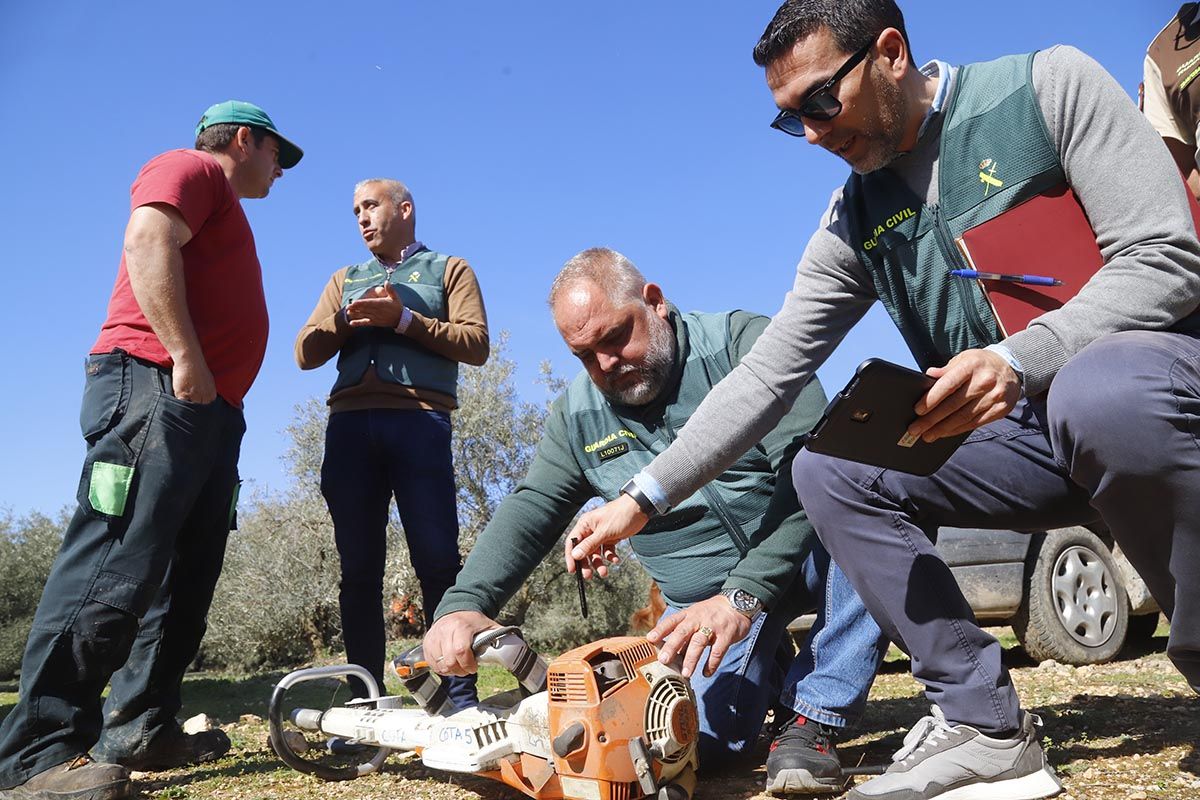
[
  {"xmin": 721, "ymin": 588, "xmax": 764, "ymax": 620},
  {"xmin": 619, "ymin": 478, "xmax": 660, "ymax": 519}
]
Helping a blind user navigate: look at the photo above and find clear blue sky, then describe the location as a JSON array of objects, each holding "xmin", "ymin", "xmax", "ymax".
[{"xmin": 0, "ymin": 1, "xmax": 1174, "ymax": 516}]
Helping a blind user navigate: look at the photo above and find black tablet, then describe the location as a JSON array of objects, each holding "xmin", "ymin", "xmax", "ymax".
[{"xmin": 803, "ymin": 358, "xmax": 969, "ymax": 476}]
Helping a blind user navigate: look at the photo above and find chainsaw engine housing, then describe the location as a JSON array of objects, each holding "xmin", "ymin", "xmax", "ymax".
[{"xmin": 546, "ymin": 637, "xmax": 698, "ymax": 800}]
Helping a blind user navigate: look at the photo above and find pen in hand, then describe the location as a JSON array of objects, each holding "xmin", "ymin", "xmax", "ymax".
[
  {"xmin": 570, "ymin": 537, "xmax": 589, "ymax": 619},
  {"xmin": 949, "ymin": 269, "xmax": 1062, "ymax": 287}
]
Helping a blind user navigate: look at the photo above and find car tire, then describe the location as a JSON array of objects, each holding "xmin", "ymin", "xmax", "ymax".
[{"xmin": 1013, "ymin": 526, "xmax": 1129, "ymax": 665}]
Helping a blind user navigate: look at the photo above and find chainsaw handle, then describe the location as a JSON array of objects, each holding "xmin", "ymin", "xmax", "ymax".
[
  {"xmin": 268, "ymin": 664, "xmax": 389, "ymax": 782},
  {"xmin": 471, "ymin": 626, "xmax": 549, "ymax": 695},
  {"xmin": 392, "ymin": 626, "xmax": 548, "ymax": 712},
  {"xmin": 470, "ymin": 626, "xmax": 513, "ymax": 653}
]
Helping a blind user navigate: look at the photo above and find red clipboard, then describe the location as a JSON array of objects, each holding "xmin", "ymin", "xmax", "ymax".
[
  {"xmin": 954, "ymin": 181, "xmax": 1200, "ymax": 337},
  {"xmin": 954, "ymin": 185, "xmax": 1100, "ymax": 337}
]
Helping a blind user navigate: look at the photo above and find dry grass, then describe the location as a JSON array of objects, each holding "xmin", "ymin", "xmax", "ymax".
[{"xmin": 1, "ymin": 626, "xmax": 1195, "ymax": 800}]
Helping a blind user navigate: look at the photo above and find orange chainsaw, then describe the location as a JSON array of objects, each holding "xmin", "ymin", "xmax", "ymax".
[{"xmin": 268, "ymin": 627, "xmax": 700, "ymax": 800}]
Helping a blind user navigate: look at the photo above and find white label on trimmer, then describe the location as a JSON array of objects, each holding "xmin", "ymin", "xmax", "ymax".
[
  {"xmin": 897, "ymin": 431, "xmax": 918, "ymax": 448},
  {"xmin": 561, "ymin": 776, "xmax": 602, "ymax": 800}
]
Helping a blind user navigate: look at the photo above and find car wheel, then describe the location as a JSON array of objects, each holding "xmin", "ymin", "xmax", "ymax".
[{"xmin": 1013, "ymin": 526, "xmax": 1129, "ymax": 665}]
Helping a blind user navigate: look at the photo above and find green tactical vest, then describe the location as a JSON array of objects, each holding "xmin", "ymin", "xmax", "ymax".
[
  {"xmin": 332, "ymin": 249, "xmax": 459, "ymax": 400},
  {"xmin": 563, "ymin": 310, "xmax": 777, "ymax": 607},
  {"xmin": 843, "ymin": 52, "xmax": 1064, "ymax": 369}
]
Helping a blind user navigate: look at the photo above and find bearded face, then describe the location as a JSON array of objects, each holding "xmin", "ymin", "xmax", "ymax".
[
  {"xmin": 555, "ymin": 281, "xmax": 677, "ymax": 407},
  {"xmin": 596, "ymin": 308, "xmax": 675, "ymax": 406}
]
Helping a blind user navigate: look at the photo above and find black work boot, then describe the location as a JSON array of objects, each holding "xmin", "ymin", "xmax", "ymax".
[
  {"xmin": 6, "ymin": 756, "xmax": 131, "ymax": 800},
  {"xmin": 765, "ymin": 714, "xmax": 845, "ymax": 795},
  {"xmin": 94, "ymin": 726, "xmax": 230, "ymax": 772}
]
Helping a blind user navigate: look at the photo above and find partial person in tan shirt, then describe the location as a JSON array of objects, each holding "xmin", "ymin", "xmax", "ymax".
[
  {"xmin": 1144, "ymin": 3, "xmax": 1200, "ymax": 198},
  {"xmin": 294, "ymin": 178, "xmax": 487, "ymax": 708}
]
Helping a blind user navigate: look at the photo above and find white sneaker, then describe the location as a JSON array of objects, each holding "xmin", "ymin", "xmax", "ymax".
[{"xmin": 848, "ymin": 706, "xmax": 1062, "ymax": 800}]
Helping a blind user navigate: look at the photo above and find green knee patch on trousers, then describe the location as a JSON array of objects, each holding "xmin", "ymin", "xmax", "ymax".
[{"xmin": 89, "ymin": 461, "xmax": 135, "ymax": 517}]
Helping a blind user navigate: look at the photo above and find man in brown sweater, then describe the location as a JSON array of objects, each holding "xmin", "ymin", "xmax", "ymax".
[{"xmin": 295, "ymin": 178, "xmax": 488, "ymax": 706}]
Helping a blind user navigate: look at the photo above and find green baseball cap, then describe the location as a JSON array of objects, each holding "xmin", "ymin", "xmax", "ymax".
[{"xmin": 195, "ymin": 100, "xmax": 303, "ymax": 169}]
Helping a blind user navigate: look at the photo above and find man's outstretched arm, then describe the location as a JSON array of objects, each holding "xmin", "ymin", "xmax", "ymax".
[{"xmin": 426, "ymin": 400, "xmax": 592, "ymax": 674}]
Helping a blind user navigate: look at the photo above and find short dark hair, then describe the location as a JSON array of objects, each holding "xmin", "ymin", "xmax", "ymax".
[
  {"xmin": 194, "ymin": 123, "xmax": 267, "ymax": 155},
  {"xmin": 752, "ymin": 0, "xmax": 911, "ymax": 68}
]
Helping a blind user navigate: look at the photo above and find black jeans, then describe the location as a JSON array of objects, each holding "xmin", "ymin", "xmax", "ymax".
[
  {"xmin": 321, "ymin": 408, "xmax": 477, "ymax": 708},
  {"xmin": 0, "ymin": 352, "xmax": 245, "ymax": 787}
]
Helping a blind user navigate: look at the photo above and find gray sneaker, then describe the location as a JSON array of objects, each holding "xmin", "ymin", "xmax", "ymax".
[{"xmin": 848, "ymin": 706, "xmax": 1062, "ymax": 800}]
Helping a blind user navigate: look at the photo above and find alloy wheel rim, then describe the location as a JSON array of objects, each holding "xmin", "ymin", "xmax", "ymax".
[{"xmin": 1051, "ymin": 545, "xmax": 1119, "ymax": 647}]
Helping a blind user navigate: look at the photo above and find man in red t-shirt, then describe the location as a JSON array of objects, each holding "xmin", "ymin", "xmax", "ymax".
[{"xmin": 0, "ymin": 101, "xmax": 302, "ymax": 800}]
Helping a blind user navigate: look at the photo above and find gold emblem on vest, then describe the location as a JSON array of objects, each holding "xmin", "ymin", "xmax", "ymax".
[
  {"xmin": 408, "ymin": 271, "xmax": 421, "ymax": 283},
  {"xmin": 979, "ymin": 158, "xmax": 1004, "ymax": 196}
]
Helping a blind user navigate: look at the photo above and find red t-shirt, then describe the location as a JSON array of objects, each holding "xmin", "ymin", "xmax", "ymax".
[{"xmin": 92, "ymin": 149, "xmax": 269, "ymax": 407}]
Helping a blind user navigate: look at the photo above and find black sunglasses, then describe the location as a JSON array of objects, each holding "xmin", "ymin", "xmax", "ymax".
[{"xmin": 770, "ymin": 42, "xmax": 873, "ymax": 136}]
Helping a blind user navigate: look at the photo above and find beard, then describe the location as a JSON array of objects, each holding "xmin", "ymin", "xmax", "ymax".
[
  {"xmin": 846, "ymin": 64, "xmax": 910, "ymax": 175},
  {"xmin": 598, "ymin": 315, "xmax": 676, "ymax": 406}
]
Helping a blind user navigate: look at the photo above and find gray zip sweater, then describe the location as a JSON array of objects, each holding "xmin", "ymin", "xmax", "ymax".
[{"xmin": 645, "ymin": 45, "xmax": 1200, "ymax": 508}]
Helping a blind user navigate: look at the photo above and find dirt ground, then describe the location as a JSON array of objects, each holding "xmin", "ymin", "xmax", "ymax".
[{"xmin": 84, "ymin": 626, "xmax": 1196, "ymax": 800}]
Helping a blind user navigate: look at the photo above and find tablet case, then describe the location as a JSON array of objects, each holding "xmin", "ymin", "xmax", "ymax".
[{"xmin": 804, "ymin": 359, "xmax": 969, "ymax": 476}]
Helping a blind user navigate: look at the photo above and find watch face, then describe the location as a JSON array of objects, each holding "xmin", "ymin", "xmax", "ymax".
[{"xmin": 726, "ymin": 589, "xmax": 760, "ymax": 613}]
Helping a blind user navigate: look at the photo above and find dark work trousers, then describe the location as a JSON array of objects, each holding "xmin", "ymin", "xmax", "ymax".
[
  {"xmin": 0, "ymin": 352, "xmax": 244, "ymax": 788},
  {"xmin": 321, "ymin": 408, "xmax": 478, "ymax": 708},
  {"xmin": 793, "ymin": 330, "xmax": 1200, "ymax": 734}
]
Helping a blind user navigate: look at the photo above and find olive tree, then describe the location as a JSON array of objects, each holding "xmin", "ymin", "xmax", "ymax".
[{"xmin": 0, "ymin": 508, "xmax": 71, "ymax": 678}]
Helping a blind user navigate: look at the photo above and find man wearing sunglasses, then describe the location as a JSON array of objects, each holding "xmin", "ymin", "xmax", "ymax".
[{"xmin": 566, "ymin": 1, "xmax": 1200, "ymax": 799}]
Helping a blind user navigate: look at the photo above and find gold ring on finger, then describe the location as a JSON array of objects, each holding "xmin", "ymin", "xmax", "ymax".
[{"xmin": 696, "ymin": 625, "xmax": 715, "ymax": 643}]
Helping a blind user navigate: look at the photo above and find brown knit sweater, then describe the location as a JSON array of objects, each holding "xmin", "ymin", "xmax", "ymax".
[{"xmin": 295, "ymin": 255, "xmax": 489, "ymax": 414}]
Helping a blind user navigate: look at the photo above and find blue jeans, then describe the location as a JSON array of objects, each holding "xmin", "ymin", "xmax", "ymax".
[
  {"xmin": 795, "ymin": 331, "xmax": 1200, "ymax": 731},
  {"xmin": 0, "ymin": 352, "xmax": 245, "ymax": 787},
  {"xmin": 321, "ymin": 408, "xmax": 477, "ymax": 708},
  {"xmin": 662, "ymin": 546, "xmax": 887, "ymax": 768}
]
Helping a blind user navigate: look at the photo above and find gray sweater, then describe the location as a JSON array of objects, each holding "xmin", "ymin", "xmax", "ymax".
[{"xmin": 646, "ymin": 45, "xmax": 1200, "ymax": 508}]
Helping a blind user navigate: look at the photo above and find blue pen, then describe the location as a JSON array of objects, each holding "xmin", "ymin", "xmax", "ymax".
[{"xmin": 949, "ymin": 269, "xmax": 1062, "ymax": 287}]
